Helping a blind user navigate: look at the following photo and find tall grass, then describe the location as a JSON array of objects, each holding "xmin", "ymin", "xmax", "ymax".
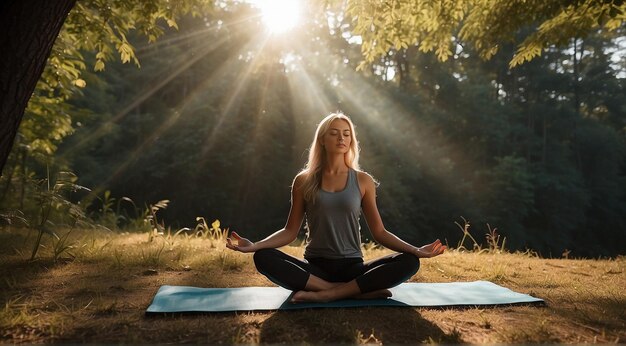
[{"xmin": 454, "ymin": 217, "xmax": 508, "ymax": 254}]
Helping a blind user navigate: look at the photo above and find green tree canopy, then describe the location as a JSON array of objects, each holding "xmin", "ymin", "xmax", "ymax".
[{"xmin": 341, "ymin": 0, "xmax": 626, "ymax": 69}]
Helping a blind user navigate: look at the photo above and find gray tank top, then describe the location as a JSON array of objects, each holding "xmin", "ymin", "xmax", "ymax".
[{"xmin": 304, "ymin": 169, "xmax": 363, "ymax": 259}]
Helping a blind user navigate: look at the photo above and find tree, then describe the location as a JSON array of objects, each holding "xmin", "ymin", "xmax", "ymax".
[
  {"xmin": 0, "ymin": 0, "xmax": 77, "ymax": 175},
  {"xmin": 0, "ymin": 0, "xmax": 212, "ymax": 175},
  {"xmin": 341, "ymin": 0, "xmax": 626, "ymax": 69}
]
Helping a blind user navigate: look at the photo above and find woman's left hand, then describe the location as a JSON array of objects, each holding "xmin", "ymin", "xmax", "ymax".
[
  {"xmin": 226, "ymin": 231, "xmax": 256, "ymax": 253},
  {"xmin": 415, "ymin": 239, "xmax": 447, "ymax": 258}
]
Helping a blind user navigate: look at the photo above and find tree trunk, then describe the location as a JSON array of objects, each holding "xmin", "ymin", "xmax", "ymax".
[{"xmin": 0, "ymin": 0, "xmax": 76, "ymax": 175}]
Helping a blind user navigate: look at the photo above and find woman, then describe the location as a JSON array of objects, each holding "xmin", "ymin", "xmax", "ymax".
[{"xmin": 226, "ymin": 112, "xmax": 446, "ymax": 303}]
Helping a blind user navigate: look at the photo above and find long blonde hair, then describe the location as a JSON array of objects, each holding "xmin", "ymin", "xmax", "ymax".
[{"xmin": 298, "ymin": 112, "xmax": 361, "ymax": 203}]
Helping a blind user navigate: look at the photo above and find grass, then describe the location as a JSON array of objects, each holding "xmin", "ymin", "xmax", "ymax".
[{"xmin": 0, "ymin": 227, "xmax": 624, "ymax": 344}]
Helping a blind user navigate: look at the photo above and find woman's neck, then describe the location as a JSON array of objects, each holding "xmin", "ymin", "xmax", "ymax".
[{"xmin": 324, "ymin": 154, "xmax": 348, "ymax": 174}]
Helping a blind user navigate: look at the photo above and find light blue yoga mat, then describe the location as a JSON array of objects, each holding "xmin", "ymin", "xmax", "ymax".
[{"xmin": 146, "ymin": 281, "xmax": 543, "ymax": 314}]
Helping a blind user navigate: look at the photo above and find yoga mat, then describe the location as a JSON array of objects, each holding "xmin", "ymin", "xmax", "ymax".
[{"xmin": 146, "ymin": 281, "xmax": 544, "ymax": 314}]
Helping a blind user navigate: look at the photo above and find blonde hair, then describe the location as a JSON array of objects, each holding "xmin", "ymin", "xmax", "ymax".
[{"xmin": 297, "ymin": 112, "xmax": 361, "ymax": 204}]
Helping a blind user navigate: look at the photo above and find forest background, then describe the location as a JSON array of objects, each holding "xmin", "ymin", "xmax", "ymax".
[{"xmin": 1, "ymin": 0, "xmax": 625, "ymax": 258}]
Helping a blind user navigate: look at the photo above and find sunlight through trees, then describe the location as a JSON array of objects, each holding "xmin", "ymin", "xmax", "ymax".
[{"xmin": 1, "ymin": 0, "xmax": 625, "ymax": 257}]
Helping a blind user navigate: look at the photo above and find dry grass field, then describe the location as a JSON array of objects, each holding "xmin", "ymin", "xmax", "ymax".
[{"xmin": 1, "ymin": 228, "xmax": 624, "ymax": 344}]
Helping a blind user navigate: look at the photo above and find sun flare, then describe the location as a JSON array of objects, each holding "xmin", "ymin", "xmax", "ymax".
[{"xmin": 253, "ymin": 0, "xmax": 302, "ymax": 34}]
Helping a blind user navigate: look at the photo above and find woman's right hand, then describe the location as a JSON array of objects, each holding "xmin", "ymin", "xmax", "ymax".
[
  {"xmin": 415, "ymin": 239, "xmax": 447, "ymax": 258},
  {"xmin": 226, "ymin": 231, "xmax": 256, "ymax": 253}
]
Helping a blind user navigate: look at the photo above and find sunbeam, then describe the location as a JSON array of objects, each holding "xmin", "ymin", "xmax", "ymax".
[
  {"xmin": 87, "ymin": 18, "xmax": 278, "ymax": 198},
  {"xmin": 134, "ymin": 26, "xmax": 215, "ymax": 56},
  {"xmin": 273, "ymin": 37, "xmax": 483, "ymax": 236},
  {"xmin": 285, "ymin": 56, "xmax": 336, "ymax": 115},
  {"xmin": 197, "ymin": 33, "xmax": 271, "ymax": 163},
  {"xmin": 59, "ymin": 9, "xmax": 275, "ymax": 162},
  {"xmin": 60, "ymin": 31, "xmax": 233, "ymax": 161},
  {"xmin": 234, "ymin": 71, "xmax": 270, "ymax": 221},
  {"xmin": 293, "ymin": 37, "xmax": 473, "ymax": 180}
]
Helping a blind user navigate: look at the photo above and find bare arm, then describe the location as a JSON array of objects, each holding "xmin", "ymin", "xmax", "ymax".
[
  {"xmin": 359, "ymin": 172, "xmax": 446, "ymax": 258},
  {"xmin": 226, "ymin": 174, "xmax": 306, "ymax": 253}
]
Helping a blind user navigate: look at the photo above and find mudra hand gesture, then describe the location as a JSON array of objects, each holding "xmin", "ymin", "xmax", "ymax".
[
  {"xmin": 226, "ymin": 231, "xmax": 255, "ymax": 253},
  {"xmin": 415, "ymin": 239, "xmax": 446, "ymax": 258}
]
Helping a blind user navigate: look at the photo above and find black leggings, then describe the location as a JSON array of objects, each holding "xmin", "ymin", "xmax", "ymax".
[{"xmin": 253, "ymin": 248, "xmax": 420, "ymax": 294}]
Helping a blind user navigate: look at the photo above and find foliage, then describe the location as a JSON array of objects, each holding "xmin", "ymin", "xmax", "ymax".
[
  {"xmin": 89, "ymin": 190, "xmax": 149, "ymax": 231},
  {"xmin": 29, "ymin": 170, "xmax": 91, "ymax": 260},
  {"xmin": 341, "ymin": 0, "xmax": 626, "ymax": 69},
  {"xmin": 146, "ymin": 199, "xmax": 170, "ymax": 242},
  {"xmin": 455, "ymin": 217, "xmax": 508, "ymax": 254},
  {"xmin": 12, "ymin": 0, "xmax": 215, "ymax": 168},
  {"xmin": 0, "ymin": 210, "xmax": 27, "ymax": 227},
  {"xmin": 194, "ymin": 217, "xmax": 230, "ymax": 244},
  {"xmin": 65, "ymin": 0, "xmax": 214, "ymax": 73},
  {"xmin": 142, "ymin": 198, "xmax": 227, "ymax": 250},
  {"xmin": 455, "ymin": 217, "xmax": 481, "ymax": 252},
  {"xmin": 52, "ymin": 230, "xmax": 76, "ymax": 262}
]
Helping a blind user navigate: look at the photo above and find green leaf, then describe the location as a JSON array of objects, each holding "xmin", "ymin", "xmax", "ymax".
[{"xmin": 94, "ymin": 60, "xmax": 106, "ymax": 71}]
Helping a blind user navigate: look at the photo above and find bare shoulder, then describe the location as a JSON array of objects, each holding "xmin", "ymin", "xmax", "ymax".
[
  {"xmin": 356, "ymin": 170, "xmax": 378, "ymax": 194},
  {"xmin": 292, "ymin": 171, "xmax": 308, "ymax": 190}
]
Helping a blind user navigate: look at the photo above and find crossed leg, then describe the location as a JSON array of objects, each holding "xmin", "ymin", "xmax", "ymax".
[
  {"xmin": 292, "ymin": 279, "xmax": 392, "ymax": 303},
  {"xmin": 253, "ymin": 248, "xmax": 419, "ymax": 303}
]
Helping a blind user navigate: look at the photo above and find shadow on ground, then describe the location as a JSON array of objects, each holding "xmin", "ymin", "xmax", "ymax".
[{"xmin": 260, "ymin": 306, "xmax": 462, "ymax": 344}]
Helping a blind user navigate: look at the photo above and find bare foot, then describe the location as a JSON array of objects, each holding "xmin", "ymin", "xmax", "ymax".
[
  {"xmin": 355, "ymin": 289, "xmax": 392, "ymax": 300},
  {"xmin": 291, "ymin": 288, "xmax": 391, "ymax": 303},
  {"xmin": 291, "ymin": 290, "xmax": 329, "ymax": 303}
]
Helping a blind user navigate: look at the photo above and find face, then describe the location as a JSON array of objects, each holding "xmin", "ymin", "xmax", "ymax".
[{"xmin": 321, "ymin": 119, "xmax": 352, "ymax": 154}]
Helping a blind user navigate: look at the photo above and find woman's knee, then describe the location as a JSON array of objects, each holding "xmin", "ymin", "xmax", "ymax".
[
  {"xmin": 253, "ymin": 248, "xmax": 279, "ymax": 272},
  {"xmin": 398, "ymin": 252, "xmax": 420, "ymax": 274}
]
